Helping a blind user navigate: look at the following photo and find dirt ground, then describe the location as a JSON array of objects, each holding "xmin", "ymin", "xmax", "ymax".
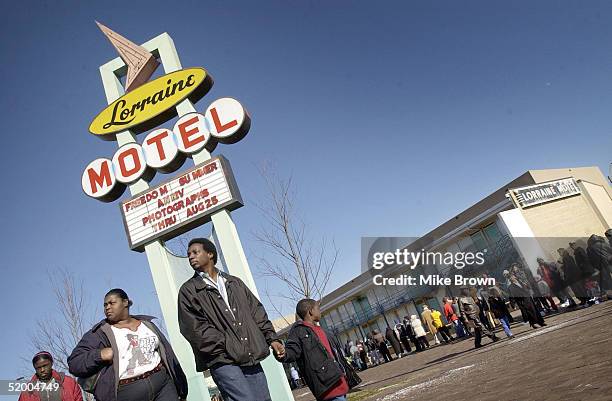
[{"xmin": 291, "ymin": 301, "xmax": 612, "ymax": 401}]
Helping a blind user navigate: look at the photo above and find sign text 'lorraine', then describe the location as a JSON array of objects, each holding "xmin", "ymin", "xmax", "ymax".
[
  {"xmin": 121, "ymin": 156, "xmax": 243, "ymax": 251},
  {"xmin": 89, "ymin": 67, "xmax": 213, "ymax": 140}
]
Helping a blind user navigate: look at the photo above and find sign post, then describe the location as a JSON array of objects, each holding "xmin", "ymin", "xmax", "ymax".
[{"xmin": 89, "ymin": 28, "xmax": 294, "ymax": 401}]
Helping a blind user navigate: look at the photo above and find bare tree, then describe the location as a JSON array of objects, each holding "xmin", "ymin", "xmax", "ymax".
[
  {"xmin": 28, "ymin": 269, "xmax": 97, "ymax": 374},
  {"xmin": 252, "ymin": 166, "xmax": 338, "ymax": 308}
]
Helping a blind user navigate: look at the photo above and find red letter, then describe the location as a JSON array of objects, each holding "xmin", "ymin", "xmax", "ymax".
[
  {"xmin": 210, "ymin": 107, "xmax": 237, "ymax": 133},
  {"xmin": 88, "ymin": 161, "xmax": 112, "ymax": 194},
  {"xmin": 178, "ymin": 116, "xmax": 204, "ymax": 149},
  {"xmin": 146, "ymin": 130, "xmax": 170, "ymax": 161},
  {"xmin": 118, "ymin": 148, "xmax": 142, "ymax": 177}
]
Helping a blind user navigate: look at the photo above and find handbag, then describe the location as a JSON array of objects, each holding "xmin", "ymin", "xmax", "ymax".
[{"xmin": 335, "ymin": 352, "xmax": 362, "ymax": 389}]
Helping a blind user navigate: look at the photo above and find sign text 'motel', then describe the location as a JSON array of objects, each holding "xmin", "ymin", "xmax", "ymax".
[{"xmin": 82, "ymin": 96, "xmax": 250, "ymax": 202}]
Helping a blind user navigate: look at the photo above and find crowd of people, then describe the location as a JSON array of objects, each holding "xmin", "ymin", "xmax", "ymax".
[
  {"xmin": 327, "ymin": 231, "xmax": 612, "ymax": 371},
  {"xmin": 17, "ymin": 231, "xmax": 612, "ymax": 401}
]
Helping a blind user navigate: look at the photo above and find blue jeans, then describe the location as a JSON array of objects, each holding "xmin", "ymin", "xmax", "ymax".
[
  {"xmin": 325, "ymin": 396, "xmax": 347, "ymax": 401},
  {"xmin": 453, "ymin": 320, "xmax": 466, "ymax": 337},
  {"xmin": 499, "ymin": 316, "xmax": 513, "ymax": 337},
  {"xmin": 210, "ymin": 363, "xmax": 272, "ymax": 401}
]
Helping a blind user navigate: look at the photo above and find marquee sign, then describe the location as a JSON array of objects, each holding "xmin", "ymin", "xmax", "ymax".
[
  {"xmin": 120, "ymin": 156, "xmax": 242, "ymax": 251},
  {"xmin": 89, "ymin": 67, "xmax": 213, "ymax": 140},
  {"xmin": 512, "ymin": 177, "xmax": 581, "ymax": 208}
]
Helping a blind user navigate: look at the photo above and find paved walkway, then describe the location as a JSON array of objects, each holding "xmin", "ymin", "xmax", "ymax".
[{"xmin": 291, "ymin": 302, "xmax": 612, "ymax": 401}]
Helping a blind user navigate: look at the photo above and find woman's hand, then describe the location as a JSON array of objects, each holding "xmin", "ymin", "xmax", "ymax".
[{"xmin": 100, "ymin": 347, "xmax": 113, "ymax": 362}]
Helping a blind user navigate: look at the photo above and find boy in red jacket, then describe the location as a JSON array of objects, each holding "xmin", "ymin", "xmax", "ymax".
[{"xmin": 19, "ymin": 352, "xmax": 83, "ymax": 401}]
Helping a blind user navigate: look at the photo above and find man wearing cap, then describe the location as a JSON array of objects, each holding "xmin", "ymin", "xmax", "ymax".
[
  {"xmin": 178, "ymin": 238, "xmax": 285, "ymax": 401},
  {"xmin": 19, "ymin": 352, "xmax": 83, "ymax": 401}
]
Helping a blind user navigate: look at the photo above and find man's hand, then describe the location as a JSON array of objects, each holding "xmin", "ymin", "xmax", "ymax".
[
  {"xmin": 271, "ymin": 341, "xmax": 285, "ymax": 360},
  {"xmin": 100, "ymin": 347, "xmax": 113, "ymax": 362}
]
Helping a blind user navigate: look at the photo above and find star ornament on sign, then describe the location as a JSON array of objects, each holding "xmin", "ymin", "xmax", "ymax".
[{"xmin": 96, "ymin": 21, "xmax": 159, "ymax": 92}]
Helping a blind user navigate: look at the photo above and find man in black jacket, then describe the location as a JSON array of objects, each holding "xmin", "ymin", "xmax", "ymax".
[
  {"xmin": 558, "ymin": 247, "xmax": 587, "ymax": 305},
  {"xmin": 178, "ymin": 238, "xmax": 284, "ymax": 401}
]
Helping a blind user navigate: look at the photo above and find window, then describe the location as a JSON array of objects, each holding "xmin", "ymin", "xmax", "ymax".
[
  {"xmin": 470, "ymin": 231, "xmax": 488, "ymax": 251},
  {"xmin": 483, "ymin": 223, "xmax": 503, "ymax": 248},
  {"xmin": 457, "ymin": 236, "xmax": 475, "ymax": 252}
]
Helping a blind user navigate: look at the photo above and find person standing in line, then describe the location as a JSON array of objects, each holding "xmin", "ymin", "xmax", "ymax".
[
  {"xmin": 396, "ymin": 323, "xmax": 412, "ymax": 354},
  {"xmin": 430, "ymin": 308, "xmax": 454, "ymax": 343},
  {"xmin": 19, "ymin": 352, "xmax": 83, "ymax": 401},
  {"xmin": 409, "ymin": 315, "xmax": 430, "ymax": 350},
  {"xmin": 178, "ymin": 238, "xmax": 284, "ymax": 401},
  {"xmin": 402, "ymin": 316, "xmax": 421, "ymax": 351},
  {"xmin": 372, "ymin": 330, "xmax": 392, "ymax": 362},
  {"xmin": 488, "ymin": 289, "xmax": 513, "ymax": 338},
  {"xmin": 443, "ymin": 297, "xmax": 463, "ymax": 337},
  {"xmin": 344, "ymin": 341, "xmax": 352, "ymax": 359},
  {"xmin": 558, "ymin": 248, "xmax": 588, "ymax": 305},
  {"xmin": 348, "ymin": 342, "xmax": 363, "ymax": 370},
  {"xmin": 537, "ymin": 258, "xmax": 576, "ymax": 307},
  {"xmin": 278, "ymin": 299, "xmax": 361, "ymax": 401},
  {"xmin": 570, "ymin": 241, "xmax": 595, "ymax": 281},
  {"xmin": 452, "ymin": 297, "xmax": 473, "ymax": 336},
  {"xmin": 457, "ymin": 287, "xmax": 499, "ymax": 348},
  {"xmin": 587, "ymin": 234, "xmax": 612, "ymax": 300},
  {"xmin": 535, "ymin": 274, "xmax": 558, "ymax": 313},
  {"xmin": 508, "ymin": 275, "xmax": 546, "ymax": 329},
  {"xmin": 357, "ymin": 341, "xmax": 369, "ymax": 369},
  {"xmin": 385, "ymin": 326, "xmax": 403, "ymax": 358},
  {"xmin": 420, "ymin": 306, "xmax": 440, "ymax": 345},
  {"xmin": 366, "ymin": 335, "xmax": 382, "ymax": 366}
]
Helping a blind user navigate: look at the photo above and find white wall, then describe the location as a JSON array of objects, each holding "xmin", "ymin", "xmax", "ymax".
[{"xmin": 497, "ymin": 209, "xmax": 546, "ymax": 274}]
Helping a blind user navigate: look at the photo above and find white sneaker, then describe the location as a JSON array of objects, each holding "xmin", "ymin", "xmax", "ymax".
[{"xmin": 560, "ymin": 301, "xmax": 570, "ymax": 308}]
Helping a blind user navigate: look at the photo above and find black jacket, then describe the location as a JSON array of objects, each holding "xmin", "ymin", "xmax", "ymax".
[
  {"xmin": 385, "ymin": 327, "xmax": 402, "ymax": 355},
  {"xmin": 587, "ymin": 235, "xmax": 612, "ymax": 291},
  {"xmin": 283, "ymin": 321, "xmax": 352, "ymax": 400},
  {"xmin": 561, "ymin": 251, "xmax": 581, "ymax": 284},
  {"xmin": 573, "ymin": 246, "xmax": 595, "ymax": 277},
  {"xmin": 508, "ymin": 281, "xmax": 531, "ymax": 298},
  {"xmin": 67, "ymin": 315, "xmax": 188, "ymax": 401},
  {"xmin": 488, "ymin": 296, "xmax": 510, "ymax": 319},
  {"xmin": 178, "ymin": 271, "xmax": 278, "ymax": 371}
]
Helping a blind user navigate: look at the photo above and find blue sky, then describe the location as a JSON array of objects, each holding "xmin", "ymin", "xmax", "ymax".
[{"xmin": 1, "ymin": 0, "xmax": 611, "ymax": 386}]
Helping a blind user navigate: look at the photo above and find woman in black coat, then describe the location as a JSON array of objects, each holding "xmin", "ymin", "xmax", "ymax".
[
  {"xmin": 508, "ymin": 277, "xmax": 546, "ymax": 329},
  {"xmin": 68, "ymin": 289, "xmax": 187, "ymax": 401},
  {"xmin": 385, "ymin": 327, "xmax": 403, "ymax": 357}
]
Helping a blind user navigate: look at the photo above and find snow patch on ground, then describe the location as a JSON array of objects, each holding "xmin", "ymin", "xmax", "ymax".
[
  {"xmin": 507, "ymin": 319, "xmax": 575, "ymax": 344},
  {"xmin": 376, "ymin": 364, "xmax": 476, "ymax": 401}
]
